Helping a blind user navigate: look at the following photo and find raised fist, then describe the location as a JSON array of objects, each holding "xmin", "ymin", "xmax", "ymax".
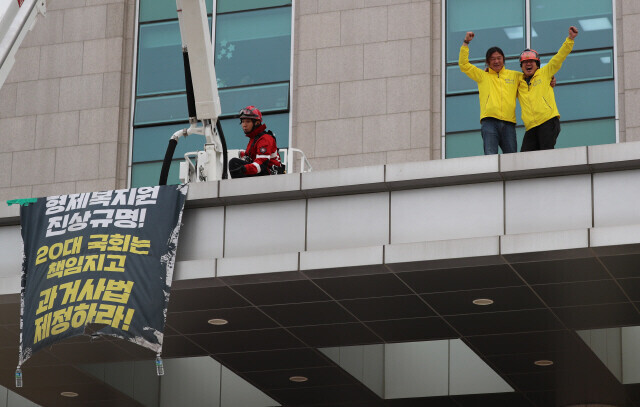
[{"xmin": 465, "ymin": 32, "xmax": 474, "ymax": 43}]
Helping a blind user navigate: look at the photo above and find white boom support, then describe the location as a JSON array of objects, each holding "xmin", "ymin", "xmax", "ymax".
[
  {"xmin": 0, "ymin": 0, "xmax": 46, "ymax": 90},
  {"xmin": 174, "ymin": 0, "xmax": 225, "ymax": 182}
]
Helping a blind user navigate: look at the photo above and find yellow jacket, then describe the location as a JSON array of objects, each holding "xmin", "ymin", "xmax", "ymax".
[
  {"xmin": 459, "ymin": 45, "xmax": 522, "ymax": 124},
  {"xmin": 518, "ymin": 38, "xmax": 574, "ymax": 130}
]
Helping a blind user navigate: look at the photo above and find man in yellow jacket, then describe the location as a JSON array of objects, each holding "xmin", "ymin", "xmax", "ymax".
[
  {"xmin": 459, "ymin": 32, "xmax": 522, "ymax": 155},
  {"xmin": 518, "ymin": 26, "xmax": 579, "ymax": 151}
]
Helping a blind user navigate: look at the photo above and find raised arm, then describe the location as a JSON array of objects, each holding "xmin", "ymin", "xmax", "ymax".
[
  {"xmin": 459, "ymin": 31, "xmax": 484, "ymax": 82},
  {"xmin": 544, "ymin": 26, "xmax": 578, "ymax": 76}
]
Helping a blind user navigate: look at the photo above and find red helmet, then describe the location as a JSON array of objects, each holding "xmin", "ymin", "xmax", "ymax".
[
  {"xmin": 239, "ymin": 105, "xmax": 262, "ymax": 122},
  {"xmin": 519, "ymin": 49, "xmax": 540, "ymax": 67}
]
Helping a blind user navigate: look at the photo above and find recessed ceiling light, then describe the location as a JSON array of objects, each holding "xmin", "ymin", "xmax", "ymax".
[
  {"xmin": 472, "ymin": 298, "xmax": 494, "ymax": 306},
  {"xmin": 289, "ymin": 376, "xmax": 308, "ymax": 383},
  {"xmin": 60, "ymin": 391, "xmax": 78, "ymax": 398},
  {"xmin": 534, "ymin": 359, "xmax": 554, "ymax": 367},
  {"xmin": 207, "ymin": 318, "xmax": 228, "ymax": 325}
]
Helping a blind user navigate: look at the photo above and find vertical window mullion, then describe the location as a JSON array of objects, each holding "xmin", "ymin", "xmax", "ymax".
[{"xmin": 525, "ymin": 0, "xmax": 531, "ymax": 49}]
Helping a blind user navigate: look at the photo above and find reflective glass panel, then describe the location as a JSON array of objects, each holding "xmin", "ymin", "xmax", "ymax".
[
  {"xmin": 131, "ymin": 160, "xmax": 181, "ymax": 187},
  {"xmin": 133, "ymin": 123, "xmax": 207, "ymax": 163},
  {"xmin": 555, "ymin": 118, "xmax": 615, "ymax": 149},
  {"xmin": 137, "ymin": 21, "xmax": 185, "ymax": 95},
  {"xmin": 445, "ymin": 94, "xmax": 482, "ymax": 132},
  {"xmin": 540, "ymin": 49, "xmax": 613, "ymax": 83},
  {"xmin": 554, "ymin": 80, "xmax": 614, "ymax": 121},
  {"xmin": 219, "ymin": 113, "xmax": 289, "ymax": 150},
  {"xmin": 214, "ymin": 7, "xmax": 291, "ymax": 88},
  {"xmin": 531, "ymin": 0, "xmax": 613, "ymax": 54},
  {"xmin": 446, "ymin": 0, "xmax": 524, "ymax": 63},
  {"xmin": 137, "ymin": 18, "xmax": 213, "ymax": 96},
  {"xmin": 219, "ymin": 82, "xmax": 289, "ymax": 116},
  {"xmin": 134, "ymin": 94, "xmax": 188, "ymax": 125},
  {"xmin": 140, "ymin": 0, "xmax": 213, "ymax": 22},
  {"xmin": 217, "ymin": 0, "xmax": 291, "ymax": 13}
]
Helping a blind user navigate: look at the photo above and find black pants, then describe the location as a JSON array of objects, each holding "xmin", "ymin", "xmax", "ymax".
[{"xmin": 521, "ymin": 116, "xmax": 560, "ymax": 152}]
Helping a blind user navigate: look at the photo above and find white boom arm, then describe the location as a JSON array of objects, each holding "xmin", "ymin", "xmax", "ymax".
[
  {"xmin": 0, "ymin": 0, "xmax": 46, "ymax": 90},
  {"xmin": 173, "ymin": 0, "xmax": 225, "ymax": 182}
]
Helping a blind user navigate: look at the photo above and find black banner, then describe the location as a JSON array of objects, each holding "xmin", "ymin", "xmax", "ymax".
[{"xmin": 18, "ymin": 185, "xmax": 188, "ymax": 366}]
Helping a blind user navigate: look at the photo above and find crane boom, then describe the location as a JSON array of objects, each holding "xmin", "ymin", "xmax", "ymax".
[{"xmin": 0, "ymin": 0, "xmax": 46, "ymax": 91}]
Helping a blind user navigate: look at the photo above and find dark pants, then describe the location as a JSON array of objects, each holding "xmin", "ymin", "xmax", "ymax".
[
  {"xmin": 521, "ymin": 116, "xmax": 560, "ymax": 152},
  {"xmin": 480, "ymin": 118, "xmax": 517, "ymax": 155}
]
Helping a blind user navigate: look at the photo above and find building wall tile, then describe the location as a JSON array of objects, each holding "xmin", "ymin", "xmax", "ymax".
[
  {"xmin": 39, "ymin": 42, "xmax": 84, "ymax": 79},
  {"xmin": 299, "ymin": 12, "xmax": 340, "ymax": 50},
  {"xmin": 16, "ymin": 79, "xmax": 60, "ymax": 115},
  {"xmin": 339, "ymin": 79, "xmax": 387, "ymax": 118},
  {"xmin": 35, "ymin": 111, "xmax": 80, "ymax": 148},
  {"xmin": 54, "ymin": 144, "xmax": 101, "ymax": 182},
  {"xmin": 315, "ymin": 117, "xmax": 363, "ymax": 157},
  {"xmin": 62, "ymin": 6, "xmax": 108, "ymax": 43},
  {"xmin": 388, "ymin": 2, "xmax": 430, "ymax": 40},
  {"xmin": 5, "ymin": 47, "xmax": 40, "ymax": 83},
  {"xmin": 341, "ymin": 7, "xmax": 388, "ymax": 46},
  {"xmin": 364, "ymin": 40, "xmax": 411, "ymax": 79},
  {"xmin": 362, "ymin": 112, "xmax": 411, "ymax": 153},
  {"xmin": 11, "ymin": 149, "xmax": 55, "ymax": 186},
  {"xmin": 0, "ymin": 116, "xmax": 36, "ymax": 152},
  {"xmin": 59, "ymin": 75, "xmax": 103, "ymax": 111},
  {"xmin": 79, "ymin": 107, "xmax": 120, "ymax": 145},
  {"xmin": 317, "ymin": 45, "xmax": 364, "ymax": 84},
  {"xmin": 83, "ymin": 38, "xmax": 124, "ymax": 74}
]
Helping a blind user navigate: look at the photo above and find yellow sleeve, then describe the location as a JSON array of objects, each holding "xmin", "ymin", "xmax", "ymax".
[
  {"xmin": 458, "ymin": 45, "xmax": 484, "ymax": 83},
  {"xmin": 542, "ymin": 38, "xmax": 574, "ymax": 77}
]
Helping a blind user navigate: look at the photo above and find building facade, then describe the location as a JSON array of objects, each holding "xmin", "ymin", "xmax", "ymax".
[{"xmin": 0, "ymin": 0, "xmax": 640, "ymax": 406}]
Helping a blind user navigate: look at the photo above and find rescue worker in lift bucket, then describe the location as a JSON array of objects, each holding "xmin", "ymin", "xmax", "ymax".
[
  {"xmin": 517, "ymin": 26, "xmax": 579, "ymax": 151},
  {"xmin": 228, "ymin": 105, "xmax": 284, "ymax": 178}
]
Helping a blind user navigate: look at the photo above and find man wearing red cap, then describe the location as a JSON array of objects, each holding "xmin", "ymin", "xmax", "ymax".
[
  {"xmin": 517, "ymin": 26, "xmax": 579, "ymax": 151},
  {"xmin": 228, "ymin": 105, "xmax": 283, "ymax": 178}
]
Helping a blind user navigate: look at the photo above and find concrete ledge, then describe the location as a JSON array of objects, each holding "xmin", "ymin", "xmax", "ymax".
[
  {"xmin": 590, "ymin": 225, "xmax": 640, "ymax": 250},
  {"xmin": 0, "ymin": 276, "xmax": 20, "ymax": 296},
  {"xmin": 0, "ymin": 203, "xmax": 20, "ymax": 226},
  {"xmin": 218, "ymin": 252, "xmax": 299, "ymax": 278},
  {"xmin": 219, "ymin": 173, "xmax": 304, "ymax": 204},
  {"xmin": 185, "ymin": 181, "xmax": 219, "ymax": 208},
  {"xmin": 500, "ymin": 146, "xmax": 588, "ymax": 180},
  {"xmin": 300, "ymin": 246, "xmax": 383, "ymax": 271},
  {"xmin": 501, "ymin": 229, "xmax": 590, "ymax": 262},
  {"xmin": 301, "ymin": 165, "xmax": 386, "ymax": 197},
  {"xmin": 174, "ymin": 259, "xmax": 216, "ymax": 281},
  {"xmin": 385, "ymin": 155, "xmax": 501, "ymax": 189},
  {"xmin": 589, "ymin": 142, "xmax": 640, "ymax": 171},
  {"xmin": 385, "ymin": 236, "xmax": 500, "ymax": 264}
]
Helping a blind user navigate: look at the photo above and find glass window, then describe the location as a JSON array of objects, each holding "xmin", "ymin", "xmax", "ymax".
[
  {"xmin": 446, "ymin": 0, "xmax": 524, "ymax": 63},
  {"xmin": 445, "ymin": 94, "xmax": 482, "ymax": 133},
  {"xmin": 554, "ymin": 80, "xmax": 614, "ymax": 121},
  {"xmin": 220, "ymin": 112, "xmax": 289, "ymax": 150},
  {"xmin": 219, "ymin": 82, "xmax": 289, "ymax": 116},
  {"xmin": 137, "ymin": 18, "xmax": 213, "ymax": 96},
  {"xmin": 554, "ymin": 118, "xmax": 615, "ymax": 149},
  {"xmin": 137, "ymin": 21, "xmax": 185, "ymax": 96},
  {"xmin": 217, "ymin": 0, "xmax": 291, "ymax": 13},
  {"xmin": 531, "ymin": 0, "xmax": 613, "ymax": 54},
  {"xmin": 540, "ymin": 49, "xmax": 613, "ymax": 83},
  {"xmin": 140, "ymin": 0, "xmax": 213, "ymax": 22},
  {"xmin": 131, "ymin": 160, "xmax": 182, "ymax": 187},
  {"xmin": 134, "ymin": 94, "xmax": 188, "ymax": 125},
  {"xmin": 132, "ymin": 124, "xmax": 207, "ymax": 163},
  {"xmin": 214, "ymin": 7, "xmax": 291, "ymax": 88}
]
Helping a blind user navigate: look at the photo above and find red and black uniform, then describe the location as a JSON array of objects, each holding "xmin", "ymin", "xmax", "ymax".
[{"xmin": 229, "ymin": 124, "xmax": 282, "ymax": 178}]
